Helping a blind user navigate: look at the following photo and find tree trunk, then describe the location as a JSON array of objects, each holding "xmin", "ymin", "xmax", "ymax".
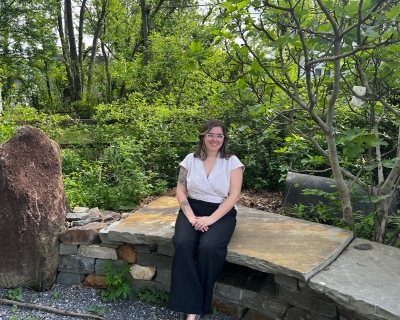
[
  {"xmin": 87, "ymin": 0, "xmax": 108, "ymax": 93},
  {"xmin": 141, "ymin": 0, "xmax": 150, "ymax": 65},
  {"xmin": 326, "ymin": 37, "xmax": 355, "ymax": 227},
  {"xmin": 65, "ymin": 0, "xmax": 82, "ymax": 102},
  {"xmin": 101, "ymin": 41, "xmax": 112, "ymax": 102},
  {"xmin": 57, "ymin": 1, "xmax": 74, "ymax": 105},
  {"xmin": 78, "ymin": 0, "xmax": 87, "ymax": 71},
  {"xmin": 326, "ymin": 129, "xmax": 355, "ymax": 227}
]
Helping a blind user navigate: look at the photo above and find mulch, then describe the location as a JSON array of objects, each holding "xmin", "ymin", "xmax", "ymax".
[{"xmin": 134, "ymin": 188, "xmax": 284, "ymax": 214}]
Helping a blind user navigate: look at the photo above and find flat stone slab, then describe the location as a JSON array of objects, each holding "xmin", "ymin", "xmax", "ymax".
[
  {"xmin": 108, "ymin": 197, "xmax": 353, "ymax": 282},
  {"xmin": 107, "ymin": 197, "xmax": 179, "ymax": 245},
  {"xmin": 309, "ymin": 237, "xmax": 400, "ymax": 320},
  {"xmin": 228, "ymin": 206, "xmax": 353, "ymax": 281}
]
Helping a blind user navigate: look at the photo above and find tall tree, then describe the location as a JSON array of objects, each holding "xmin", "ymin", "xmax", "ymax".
[
  {"xmin": 0, "ymin": 0, "xmax": 60, "ymax": 108},
  {"xmin": 192, "ymin": 0, "xmax": 400, "ymax": 241},
  {"xmin": 58, "ymin": 0, "xmax": 83, "ymax": 102}
]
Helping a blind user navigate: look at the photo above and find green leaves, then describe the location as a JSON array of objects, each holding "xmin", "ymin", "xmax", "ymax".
[
  {"xmin": 364, "ymin": 158, "xmax": 400, "ymax": 171},
  {"xmin": 336, "ymin": 128, "xmax": 388, "ymax": 158},
  {"xmin": 385, "ymin": 3, "xmax": 400, "ymax": 19},
  {"xmin": 138, "ymin": 287, "xmax": 169, "ymax": 306},
  {"xmin": 2, "ymin": 288, "xmax": 23, "ymax": 302},
  {"xmin": 100, "ymin": 260, "xmax": 135, "ymax": 302}
]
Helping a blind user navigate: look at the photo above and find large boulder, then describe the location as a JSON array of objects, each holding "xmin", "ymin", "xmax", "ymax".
[{"xmin": 0, "ymin": 126, "xmax": 69, "ymax": 291}]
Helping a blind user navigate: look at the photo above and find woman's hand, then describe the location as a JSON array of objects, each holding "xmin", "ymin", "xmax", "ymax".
[{"xmin": 193, "ymin": 216, "xmax": 215, "ymax": 232}]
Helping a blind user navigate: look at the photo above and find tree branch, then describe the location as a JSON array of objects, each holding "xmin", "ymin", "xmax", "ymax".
[{"xmin": 0, "ymin": 298, "xmax": 113, "ymax": 320}]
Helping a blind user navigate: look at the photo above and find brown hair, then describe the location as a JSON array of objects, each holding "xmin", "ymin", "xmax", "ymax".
[{"xmin": 193, "ymin": 119, "xmax": 233, "ymax": 160}]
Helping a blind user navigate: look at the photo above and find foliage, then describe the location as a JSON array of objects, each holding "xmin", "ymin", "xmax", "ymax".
[
  {"xmin": 62, "ymin": 137, "xmax": 168, "ymax": 210},
  {"xmin": 0, "ymin": 107, "xmax": 73, "ymax": 143},
  {"xmin": 99, "ymin": 260, "xmax": 135, "ymax": 301},
  {"xmin": 191, "ymin": 0, "xmax": 400, "ymax": 243},
  {"xmin": 1, "ymin": 287, "xmax": 23, "ymax": 302},
  {"xmin": 89, "ymin": 304, "xmax": 105, "ymax": 316},
  {"xmin": 137, "ymin": 287, "xmax": 169, "ymax": 307},
  {"xmin": 93, "ymin": 93, "xmax": 209, "ymax": 187},
  {"xmin": 212, "ymin": 306, "xmax": 220, "ymax": 316},
  {"xmin": 0, "ymin": 0, "xmax": 60, "ymax": 110}
]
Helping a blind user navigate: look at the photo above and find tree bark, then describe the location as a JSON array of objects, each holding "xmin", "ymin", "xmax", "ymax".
[
  {"xmin": 87, "ymin": 0, "xmax": 108, "ymax": 93},
  {"xmin": 101, "ymin": 40, "xmax": 112, "ymax": 102},
  {"xmin": 57, "ymin": 0, "xmax": 74, "ymax": 104},
  {"xmin": 141, "ymin": 0, "xmax": 150, "ymax": 65},
  {"xmin": 0, "ymin": 298, "xmax": 111, "ymax": 320},
  {"xmin": 78, "ymin": 0, "xmax": 88, "ymax": 71},
  {"xmin": 65, "ymin": 0, "xmax": 82, "ymax": 102}
]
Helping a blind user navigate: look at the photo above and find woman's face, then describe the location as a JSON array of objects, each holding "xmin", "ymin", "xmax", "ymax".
[{"xmin": 203, "ymin": 126, "xmax": 225, "ymax": 153}]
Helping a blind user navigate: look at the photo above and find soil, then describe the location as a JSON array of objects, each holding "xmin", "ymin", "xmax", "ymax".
[{"xmin": 135, "ymin": 188, "xmax": 284, "ymax": 214}]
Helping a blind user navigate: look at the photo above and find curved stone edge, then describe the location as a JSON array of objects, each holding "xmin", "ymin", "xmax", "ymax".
[
  {"xmin": 308, "ymin": 238, "xmax": 400, "ymax": 320},
  {"xmin": 309, "ymin": 281, "xmax": 398, "ymax": 320},
  {"xmin": 226, "ymin": 231, "xmax": 354, "ymax": 282}
]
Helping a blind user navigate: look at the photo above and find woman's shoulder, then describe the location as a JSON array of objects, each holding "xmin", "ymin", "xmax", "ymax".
[
  {"xmin": 181, "ymin": 153, "xmax": 197, "ymax": 164},
  {"xmin": 221, "ymin": 154, "xmax": 245, "ymax": 169},
  {"xmin": 183, "ymin": 153, "xmax": 195, "ymax": 160},
  {"xmin": 221, "ymin": 153, "xmax": 239, "ymax": 161}
]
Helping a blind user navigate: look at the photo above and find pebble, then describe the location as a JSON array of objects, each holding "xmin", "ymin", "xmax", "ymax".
[{"xmin": 0, "ymin": 284, "xmax": 236, "ymax": 320}]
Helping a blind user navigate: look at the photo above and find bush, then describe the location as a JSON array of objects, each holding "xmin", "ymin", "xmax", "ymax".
[{"xmin": 62, "ymin": 138, "xmax": 168, "ymax": 210}]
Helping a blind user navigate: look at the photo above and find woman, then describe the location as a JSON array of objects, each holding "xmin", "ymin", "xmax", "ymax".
[{"xmin": 168, "ymin": 119, "xmax": 245, "ymax": 320}]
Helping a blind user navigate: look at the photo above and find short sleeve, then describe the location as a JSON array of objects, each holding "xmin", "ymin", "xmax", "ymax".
[
  {"xmin": 180, "ymin": 153, "xmax": 194, "ymax": 171},
  {"xmin": 230, "ymin": 155, "xmax": 245, "ymax": 172}
]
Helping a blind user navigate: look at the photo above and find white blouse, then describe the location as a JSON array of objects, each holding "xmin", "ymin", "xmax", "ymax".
[{"xmin": 180, "ymin": 153, "xmax": 244, "ymax": 204}]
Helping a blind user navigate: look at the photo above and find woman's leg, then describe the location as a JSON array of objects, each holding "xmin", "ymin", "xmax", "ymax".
[
  {"xmin": 168, "ymin": 210, "xmax": 204, "ymax": 314},
  {"xmin": 196, "ymin": 212, "xmax": 237, "ymax": 314}
]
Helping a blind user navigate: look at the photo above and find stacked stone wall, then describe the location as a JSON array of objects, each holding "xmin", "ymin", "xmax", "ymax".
[{"xmin": 57, "ymin": 207, "xmax": 367, "ymax": 320}]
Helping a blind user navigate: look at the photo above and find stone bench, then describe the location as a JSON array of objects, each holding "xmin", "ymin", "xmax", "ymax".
[
  {"xmin": 58, "ymin": 196, "xmax": 400, "ymax": 320},
  {"xmin": 108, "ymin": 197, "xmax": 353, "ymax": 282}
]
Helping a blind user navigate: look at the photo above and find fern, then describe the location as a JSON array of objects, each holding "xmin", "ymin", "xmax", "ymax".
[{"xmin": 99, "ymin": 260, "xmax": 136, "ymax": 301}]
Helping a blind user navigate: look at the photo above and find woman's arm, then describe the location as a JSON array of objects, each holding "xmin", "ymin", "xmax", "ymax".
[
  {"xmin": 193, "ymin": 166, "xmax": 244, "ymax": 231},
  {"xmin": 176, "ymin": 166, "xmax": 197, "ymax": 225}
]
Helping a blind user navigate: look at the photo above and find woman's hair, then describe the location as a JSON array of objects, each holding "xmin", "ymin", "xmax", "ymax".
[{"xmin": 193, "ymin": 119, "xmax": 233, "ymax": 160}]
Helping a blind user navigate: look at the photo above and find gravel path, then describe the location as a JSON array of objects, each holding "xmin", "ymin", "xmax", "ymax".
[{"xmin": 0, "ymin": 285, "xmax": 236, "ymax": 320}]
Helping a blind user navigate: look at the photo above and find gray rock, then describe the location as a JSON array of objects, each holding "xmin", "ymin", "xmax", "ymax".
[
  {"xmin": 58, "ymin": 255, "xmax": 95, "ymax": 274},
  {"xmin": 77, "ymin": 244, "xmax": 118, "ymax": 260},
  {"xmin": 309, "ymin": 238, "xmax": 400, "ymax": 320},
  {"xmin": 59, "ymin": 222, "xmax": 108, "ymax": 245},
  {"xmin": 71, "ymin": 216, "xmax": 102, "ymax": 227},
  {"xmin": 95, "ymin": 259, "xmax": 128, "ymax": 275},
  {"xmin": 66, "ymin": 212, "xmax": 90, "ymax": 221},
  {"xmin": 99, "ymin": 220, "xmax": 123, "ymax": 245},
  {"xmin": 157, "ymin": 245, "xmax": 175, "ymax": 256},
  {"xmin": 56, "ymin": 272, "xmax": 85, "ymax": 285},
  {"xmin": 154, "ymin": 267, "xmax": 171, "ymax": 285},
  {"xmin": 73, "ymin": 207, "xmax": 89, "ymax": 213},
  {"xmin": 274, "ymin": 274, "xmax": 298, "ymax": 290},
  {"xmin": 59, "ymin": 243, "xmax": 78, "ymax": 255},
  {"xmin": 136, "ymin": 252, "xmax": 173, "ymax": 269},
  {"xmin": 278, "ymin": 285, "xmax": 337, "ymax": 317}
]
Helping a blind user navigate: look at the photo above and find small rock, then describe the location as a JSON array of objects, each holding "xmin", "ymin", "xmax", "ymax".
[
  {"xmin": 73, "ymin": 207, "xmax": 90, "ymax": 213},
  {"xmin": 66, "ymin": 212, "xmax": 90, "ymax": 221},
  {"xmin": 71, "ymin": 217, "xmax": 102, "ymax": 227},
  {"xmin": 130, "ymin": 264, "xmax": 156, "ymax": 280},
  {"xmin": 354, "ymin": 243, "xmax": 372, "ymax": 250}
]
